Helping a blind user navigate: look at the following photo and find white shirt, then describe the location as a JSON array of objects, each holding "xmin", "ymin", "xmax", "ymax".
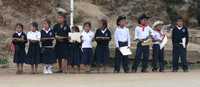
[
  {"xmin": 16, "ymin": 32, "xmax": 22, "ymax": 36},
  {"xmin": 134, "ymin": 26, "xmax": 154, "ymax": 40},
  {"xmin": 101, "ymin": 28, "xmax": 107, "ymax": 34},
  {"xmin": 152, "ymin": 30, "xmax": 164, "ymax": 42},
  {"xmin": 114, "ymin": 27, "xmax": 131, "ymax": 48},
  {"xmin": 27, "ymin": 31, "xmax": 41, "ymax": 41},
  {"xmin": 43, "ymin": 28, "xmax": 51, "ymax": 33},
  {"xmin": 81, "ymin": 31, "xmax": 94, "ymax": 48}
]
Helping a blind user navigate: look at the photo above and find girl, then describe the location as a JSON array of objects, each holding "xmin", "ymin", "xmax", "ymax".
[
  {"xmin": 80, "ymin": 22, "xmax": 94, "ymax": 73},
  {"xmin": 94, "ymin": 18, "xmax": 111, "ymax": 73},
  {"xmin": 114, "ymin": 16, "xmax": 131, "ymax": 73},
  {"xmin": 53, "ymin": 13, "xmax": 71, "ymax": 73},
  {"xmin": 12, "ymin": 23, "xmax": 27, "ymax": 74},
  {"xmin": 40, "ymin": 19, "xmax": 56, "ymax": 74},
  {"xmin": 172, "ymin": 16, "xmax": 189, "ymax": 72},
  {"xmin": 26, "ymin": 22, "xmax": 41, "ymax": 74},
  {"xmin": 132, "ymin": 14, "xmax": 154, "ymax": 73},
  {"xmin": 70, "ymin": 26, "xmax": 82, "ymax": 73},
  {"xmin": 151, "ymin": 21, "xmax": 166, "ymax": 72}
]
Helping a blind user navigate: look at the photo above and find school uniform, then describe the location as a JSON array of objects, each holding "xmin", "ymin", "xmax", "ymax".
[
  {"xmin": 94, "ymin": 28, "xmax": 111, "ymax": 65},
  {"xmin": 26, "ymin": 31, "xmax": 41, "ymax": 65},
  {"xmin": 40, "ymin": 28, "xmax": 56, "ymax": 64},
  {"xmin": 70, "ymin": 41, "xmax": 82, "ymax": 66},
  {"xmin": 151, "ymin": 30, "xmax": 165, "ymax": 72},
  {"xmin": 12, "ymin": 32, "xmax": 27, "ymax": 64},
  {"xmin": 132, "ymin": 25, "xmax": 154, "ymax": 72},
  {"xmin": 114, "ymin": 26, "xmax": 131, "ymax": 73},
  {"xmin": 53, "ymin": 23, "xmax": 71, "ymax": 59},
  {"xmin": 81, "ymin": 31, "xmax": 94, "ymax": 65},
  {"xmin": 172, "ymin": 26, "xmax": 189, "ymax": 71}
]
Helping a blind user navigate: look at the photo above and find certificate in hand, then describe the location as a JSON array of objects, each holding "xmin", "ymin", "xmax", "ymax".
[
  {"xmin": 159, "ymin": 35, "xmax": 168, "ymax": 49},
  {"xmin": 69, "ymin": 32, "xmax": 81, "ymax": 42},
  {"xmin": 119, "ymin": 46, "xmax": 132, "ymax": 56}
]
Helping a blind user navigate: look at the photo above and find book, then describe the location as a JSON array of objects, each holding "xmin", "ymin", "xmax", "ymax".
[{"xmin": 119, "ymin": 46, "xmax": 132, "ymax": 56}]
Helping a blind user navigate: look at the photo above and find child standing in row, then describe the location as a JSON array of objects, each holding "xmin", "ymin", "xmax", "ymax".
[
  {"xmin": 94, "ymin": 18, "xmax": 112, "ymax": 73},
  {"xmin": 114, "ymin": 16, "xmax": 131, "ymax": 73},
  {"xmin": 40, "ymin": 19, "xmax": 56, "ymax": 74},
  {"xmin": 26, "ymin": 22, "xmax": 41, "ymax": 74},
  {"xmin": 80, "ymin": 22, "xmax": 95, "ymax": 73},
  {"xmin": 12, "ymin": 23, "xmax": 27, "ymax": 74}
]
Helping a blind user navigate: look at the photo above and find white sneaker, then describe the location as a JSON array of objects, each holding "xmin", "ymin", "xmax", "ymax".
[
  {"xmin": 43, "ymin": 66, "xmax": 48, "ymax": 74},
  {"xmin": 47, "ymin": 65, "xmax": 53, "ymax": 74}
]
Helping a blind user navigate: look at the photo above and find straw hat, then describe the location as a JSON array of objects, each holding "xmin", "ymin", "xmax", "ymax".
[{"xmin": 152, "ymin": 20, "xmax": 164, "ymax": 29}]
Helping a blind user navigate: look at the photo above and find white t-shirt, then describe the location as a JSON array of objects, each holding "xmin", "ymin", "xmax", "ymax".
[
  {"xmin": 134, "ymin": 26, "xmax": 154, "ymax": 40},
  {"xmin": 81, "ymin": 31, "xmax": 94, "ymax": 48}
]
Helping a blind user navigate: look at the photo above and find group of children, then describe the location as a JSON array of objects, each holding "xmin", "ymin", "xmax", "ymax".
[{"xmin": 12, "ymin": 13, "xmax": 189, "ymax": 74}]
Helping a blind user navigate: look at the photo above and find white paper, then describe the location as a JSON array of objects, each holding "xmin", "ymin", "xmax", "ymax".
[
  {"xmin": 182, "ymin": 37, "xmax": 186, "ymax": 48},
  {"xmin": 69, "ymin": 32, "xmax": 81, "ymax": 42},
  {"xmin": 119, "ymin": 46, "xmax": 132, "ymax": 56},
  {"xmin": 159, "ymin": 35, "xmax": 168, "ymax": 49}
]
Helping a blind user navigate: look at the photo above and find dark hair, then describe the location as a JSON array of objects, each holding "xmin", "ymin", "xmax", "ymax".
[
  {"xmin": 72, "ymin": 25, "xmax": 80, "ymax": 32},
  {"xmin": 100, "ymin": 19, "xmax": 108, "ymax": 28},
  {"xmin": 175, "ymin": 16, "xmax": 183, "ymax": 22},
  {"xmin": 83, "ymin": 21, "xmax": 92, "ymax": 28},
  {"xmin": 43, "ymin": 19, "xmax": 51, "ymax": 27},
  {"xmin": 138, "ymin": 14, "xmax": 150, "ymax": 24},
  {"xmin": 116, "ymin": 16, "xmax": 126, "ymax": 26},
  {"xmin": 31, "ymin": 22, "xmax": 39, "ymax": 30},
  {"xmin": 15, "ymin": 23, "xmax": 24, "ymax": 30}
]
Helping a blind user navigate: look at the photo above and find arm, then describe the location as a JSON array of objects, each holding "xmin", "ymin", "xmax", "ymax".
[
  {"xmin": 127, "ymin": 29, "xmax": 131, "ymax": 47},
  {"xmin": 114, "ymin": 30, "xmax": 119, "ymax": 48}
]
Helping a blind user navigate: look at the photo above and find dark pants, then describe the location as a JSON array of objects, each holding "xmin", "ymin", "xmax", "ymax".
[
  {"xmin": 114, "ymin": 42, "xmax": 129, "ymax": 72},
  {"xmin": 132, "ymin": 43, "xmax": 150, "ymax": 71},
  {"xmin": 172, "ymin": 44, "xmax": 188, "ymax": 71},
  {"xmin": 152, "ymin": 44, "xmax": 164, "ymax": 71}
]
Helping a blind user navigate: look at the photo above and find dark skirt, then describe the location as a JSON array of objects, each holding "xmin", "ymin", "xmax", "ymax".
[
  {"xmin": 55, "ymin": 42, "xmax": 70, "ymax": 59},
  {"xmin": 26, "ymin": 42, "xmax": 41, "ymax": 65},
  {"xmin": 81, "ymin": 48, "xmax": 93, "ymax": 65},
  {"xmin": 13, "ymin": 45, "xmax": 26, "ymax": 64},
  {"xmin": 40, "ymin": 47, "xmax": 56, "ymax": 64},
  {"xmin": 70, "ymin": 43, "xmax": 82, "ymax": 65},
  {"xmin": 95, "ymin": 45, "xmax": 109, "ymax": 65}
]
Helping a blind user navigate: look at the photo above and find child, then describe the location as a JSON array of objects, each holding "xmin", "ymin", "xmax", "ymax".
[
  {"xmin": 70, "ymin": 26, "xmax": 82, "ymax": 73},
  {"xmin": 94, "ymin": 18, "xmax": 111, "ymax": 73},
  {"xmin": 172, "ymin": 16, "xmax": 189, "ymax": 72},
  {"xmin": 12, "ymin": 23, "xmax": 27, "ymax": 74},
  {"xmin": 132, "ymin": 14, "xmax": 154, "ymax": 73},
  {"xmin": 26, "ymin": 22, "xmax": 41, "ymax": 74},
  {"xmin": 151, "ymin": 21, "xmax": 166, "ymax": 72},
  {"xmin": 53, "ymin": 13, "xmax": 71, "ymax": 73},
  {"xmin": 40, "ymin": 19, "xmax": 56, "ymax": 74},
  {"xmin": 80, "ymin": 22, "xmax": 94, "ymax": 73},
  {"xmin": 114, "ymin": 16, "xmax": 131, "ymax": 73}
]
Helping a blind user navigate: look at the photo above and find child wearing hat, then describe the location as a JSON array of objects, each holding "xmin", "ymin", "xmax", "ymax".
[
  {"xmin": 132, "ymin": 14, "xmax": 154, "ymax": 73},
  {"xmin": 151, "ymin": 20, "xmax": 166, "ymax": 72},
  {"xmin": 172, "ymin": 16, "xmax": 189, "ymax": 72},
  {"xmin": 114, "ymin": 16, "xmax": 131, "ymax": 73}
]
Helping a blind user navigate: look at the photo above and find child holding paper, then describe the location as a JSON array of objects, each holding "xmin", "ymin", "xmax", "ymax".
[
  {"xmin": 172, "ymin": 16, "xmax": 189, "ymax": 72},
  {"xmin": 114, "ymin": 16, "xmax": 131, "ymax": 73}
]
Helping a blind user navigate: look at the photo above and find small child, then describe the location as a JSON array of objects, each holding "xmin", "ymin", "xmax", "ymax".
[
  {"xmin": 172, "ymin": 16, "xmax": 189, "ymax": 72},
  {"xmin": 80, "ymin": 22, "xmax": 94, "ymax": 73},
  {"xmin": 114, "ymin": 16, "xmax": 131, "ymax": 73},
  {"xmin": 94, "ymin": 18, "xmax": 111, "ymax": 73},
  {"xmin": 12, "ymin": 23, "xmax": 27, "ymax": 74},
  {"xmin": 151, "ymin": 21, "xmax": 166, "ymax": 72},
  {"xmin": 40, "ymin": 19, "xmax": 56, "ymax": 74},
  {"xmin": 26, "ymin": 22, "xmax": 41, "ymax": 74},
  {"xmin": 70, "ymin": 26, "xmax": 82, "ymax": 73}
]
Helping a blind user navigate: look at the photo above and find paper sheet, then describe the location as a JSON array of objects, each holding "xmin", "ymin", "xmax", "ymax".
[
  {"xmin": 119, "ymin": 46, "xmax": 132, "ymax": 56},
  {"xmin": 69, "ymin": 32, "xmax": 81, "ymax": 42},
  {"xmin": 160, "ymin": 35, "xmax": 168, "ymax": 49}
]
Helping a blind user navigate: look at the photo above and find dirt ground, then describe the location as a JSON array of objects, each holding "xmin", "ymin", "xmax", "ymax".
[{"xmin": 0, "ymin": 66, "xmax": 200, "ymax": 87}]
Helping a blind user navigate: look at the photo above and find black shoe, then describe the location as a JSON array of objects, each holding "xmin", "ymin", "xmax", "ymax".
[
  {"xmin": 124, "ymin": 70, "xmax": 129, "ymax": 73},
  {"xmin": 159, "ymin": 69, "xmax": 164, "ymax": 72},
  {"xmin": 141, "ymin": 69, "xmax": 148, "ymax": 73},
  {"xmin": 152, "ymin": 68, "xmax": 158, "ymax": 72},
  {"xmin": 131, "ymin": 69, "xmax": 137, "ymax": 73},
  {"xmin": 183, "ymin": 69, "xmax": 189, "ymax": 72},
  {"xmin": 55, "ymin": 70, "xmax": 63, "ymax": 73},
  {"xmin": 113, "ymin": 70, "xmax": 120, "ymax": 73}
]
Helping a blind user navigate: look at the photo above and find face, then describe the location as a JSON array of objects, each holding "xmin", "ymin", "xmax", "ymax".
[
  {"xmin": 140, "ymin": 19, "xmax": 148, "ymax": 26},
  {"xmin": 43, "ymin": 21, "xmax": 49, "ymax": 30},
  {"xmin": 16, "ymin": 25, "xmax": 23, "ymax": 32},
  {"xmin": 176, "ymin": 19, "xmax": 184, "ymax": 27},
  {"xmin": 155, "ymin": 25, "xmax": 163, "ymax": 31},
  {"xmin": 119, "ymin": 19, "xmax": 126, "ymax": 27},
  {"xmin": 31, "ymin": 25, "xmax": 36, "ymax": 32},
  {"xmin": 84, "ymin": 24, "xmax": 91, "ymax": 32},
  {"xmin": 57, "ymin": 16, "xmax": 65, "ymax": 24}
]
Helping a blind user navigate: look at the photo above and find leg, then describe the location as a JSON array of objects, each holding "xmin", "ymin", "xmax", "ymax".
[
  {"xmin": 122, "ymin": 55, "xmax": 129, "ymax": 73},
  {"xmin": 58, "ymin": 59, "xmax": 63, "ymax": 72},
  {"xmin": 180, "ymin": 48, "xmax": 188, "ymax": 72},
  {"xmin": 16, "ymin": 64, "xmax": 20, "ymax": 74},
  {"xmin": 31, "ymin": 64, "xmax": 34, "ymax": 74},
  {"xmin": 62, "ymin": 59, "xmax": 68, "ymax": 73},
  {"xmin": 172, "ymin": 46, "xmax": 179, "ymax": 72},
  {"xmin": 35, "ymin": 64, "xmax": 38, "ymax": 74},
  {"xmin": 114, "ymin": 48, "xmax": 121, "ymax": 73},
  {"xmin": 159, "ymin": 48, "xmax": 165, "ymax": 72},
  {"xmin": 132, "ymin": 46, "xmax": 142, "ymax": 72},
  {"xmin": 141, "ymin": 46, "xmax": 150, "ymax": 72},
  {"xmin": 152, "ymin": 45, "xmax": 159, "ymax": 72}
]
